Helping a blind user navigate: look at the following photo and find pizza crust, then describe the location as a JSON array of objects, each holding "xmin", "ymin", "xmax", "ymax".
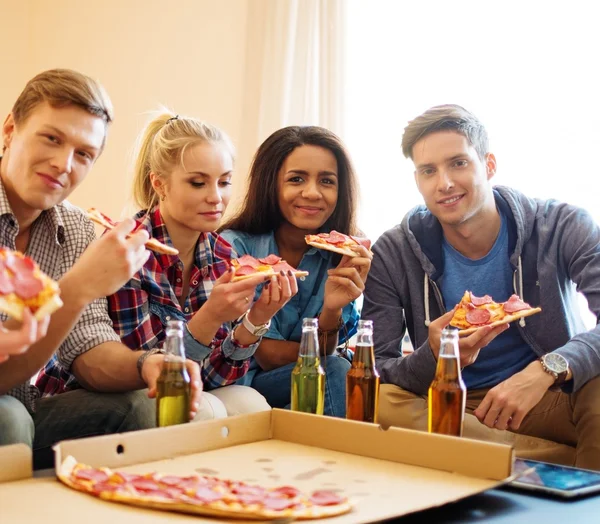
[
  {"xmin": 457, "ymin": 307, "xmax": 542, "ymax": 336},
  {"xmin": 305, "ymin": 240, "xmax": 359, "ymax": 257}
]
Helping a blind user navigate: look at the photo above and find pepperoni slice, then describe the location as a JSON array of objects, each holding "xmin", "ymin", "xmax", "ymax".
[
  {"xmin": 466, "ymin": 308, "xmax": 491, "ymax": 326},
  {"xmin": 131, "ymin": 478, "xmax": 160, "ymax": 491},
  {"xmin": 236, "ymin": 493, "xmax": 264, "ymax": 506},
  {"xmin": 234, "ymin": 265, "xmax": 257, "ymax": 276},
  {"xmin": 111, "ymin": 472, "xmax": 142, "ymax": 483},
  {"xmin": 91, "ymin": 481, "xmax": 122, "ymax": 493},
  {"xmin": 258, "ymin": 254, "xmax": 282, "ymax": 265},
  {"xmin": 470, "ymin": 293, "xmax": 492, "ymax": 306},
  {"xmin": 327, "ymin": 231, "xmax": 348, "ymax": 245},
  {"xmin": 74, "ymin": 468, "xmax": 109, "ymax": 483},
  {"xmin": 349, "ymin": 235, "xmax": 372, "ymax": 250},
  {"xmin": 231, "ymin": 484, "xmax": 265, "ymax": 496},
  {"xmin": 236, "ymin": 255, "xmax": 261, "ymax": 268},
  {"xmin": 262, "ymin": 497, "xmax": 296, "ymax": 511},
  {"xmin": 5, "ymin": 253, "xmax": 35, "ymax": 274},
  {"xmin": 503, "ymin": 295, "xmax": 531, "ymax": 313},
  {"xmin": 193, "ymin": 487, "xmax": 223, "ymax": 503},
  {"xmin": 309, "ymin": 490, "xmax": 345, "ymax": 506},
  {"xmin": 13, "ymin": 274, "xmax": 44, "ymax": 300},
  {"xmin": 271, "ymin": 261, "xmax": 295, "ymax": 273},
  {"xmin": 0, "ymin": 270, "xmax": 14, "ymax": 294},
  {"xmin": 159, "ymin": 475, "xmax": 185, "ymax": 487},
  {"xmin": 271, "ymin": 486, "xmax": 301, "ymax": 498}
]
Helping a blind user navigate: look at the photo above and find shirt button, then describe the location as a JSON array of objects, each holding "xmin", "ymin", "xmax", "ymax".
[
  {"xmin": 166, "ymin": 316, "xmax": 171, "ymax": 321},
  {"xmin": 184, "ymin": 307, "xmax": 190, "ymax": 313},
  {"xmin": 176, "ymin": 278, "xmax": 181, "ymax": 283},
  {"xmin": 192, "ymin": 280, "xmax": 198, "ymax": 285}
]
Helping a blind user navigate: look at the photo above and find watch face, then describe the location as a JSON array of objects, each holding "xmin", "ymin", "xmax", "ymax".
[
  {"xmin": 543, "ymin": 353, "xmax": 568, "ymax": 373},
  {"xmin": 255, "ymin": 326, "xmax": 269, "ymax": 337}
]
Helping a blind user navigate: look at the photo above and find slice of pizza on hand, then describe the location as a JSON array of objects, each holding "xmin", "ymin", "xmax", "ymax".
[
  {"xmin": 230, "ymin": 254, "xmax": 309, "ymax": 282},
  {"xmin": 58, "ymin": 455, "xmax": 352, "ymax": 520},
  {"xmin": 0, "ymin": 247, "xmax": 63, "ymax": 321},
  {"xmin": 305, "ymin": 230, "xmax": 372, "ymax": 257},
  {"xmin": 87, "ymin": 208, "xmax": 179, "ymax": 256},
  {"xmin": 449, "ymin": 291, "xmax": 542, "ymax": 336}
]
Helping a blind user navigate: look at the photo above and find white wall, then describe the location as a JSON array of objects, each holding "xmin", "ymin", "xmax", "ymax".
[{"xmin": 0, "ymin": 0, "xmax": 251, "ymax": 219}]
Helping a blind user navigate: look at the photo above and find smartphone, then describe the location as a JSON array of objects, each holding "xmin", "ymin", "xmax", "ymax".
[{"xmin": 509, "ymin": 458, "xmax": 600, "ymax": 498}]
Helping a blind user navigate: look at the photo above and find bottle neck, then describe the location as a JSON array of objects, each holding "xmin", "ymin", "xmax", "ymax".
[
  {"xmin": 164, "ymin": 333, "xmax": 186, "ymax": 363},
  {"xmin": 353, "ymin": 344, "xmax": 376, "ymax": 368},
  {"xmin": 435, "ymin": 337, "xmax": 461, "ymax": 380},
  {"xmin": 299, "ymin": 327, "xmax": 319, "ymax": 358}
]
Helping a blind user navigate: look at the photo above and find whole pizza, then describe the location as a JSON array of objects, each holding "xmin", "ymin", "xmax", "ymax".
[{"xmin": 58, "ymin": 456, "xmax": 352, "ymax": 520}]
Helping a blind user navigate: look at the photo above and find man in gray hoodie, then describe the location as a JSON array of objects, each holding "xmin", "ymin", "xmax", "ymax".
[{"xmin": 362, "ymin": 104, "xmax": 600, "ymax": 469}]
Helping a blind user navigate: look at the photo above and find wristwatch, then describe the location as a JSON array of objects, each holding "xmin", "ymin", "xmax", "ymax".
[
  {"xmin": 540, "ymin": 353, "xmax": 569, "ymax": 390},
  {"xmin": 241, "ymin": 312, "xmax": 271, "ymax": 337},
  {"xmin": 137, "ymin": 347, "xmax": 166, "ymax": 379}
]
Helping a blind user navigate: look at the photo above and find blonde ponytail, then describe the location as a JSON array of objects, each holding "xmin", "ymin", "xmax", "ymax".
[{"xmin": 131, "ymin": 111, "xmax": 235, "ymax": 210}]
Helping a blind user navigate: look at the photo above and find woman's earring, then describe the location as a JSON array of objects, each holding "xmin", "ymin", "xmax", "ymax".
[{"xmin": 160, "ymin": 194, "xmax": 166, "ymax": 202}]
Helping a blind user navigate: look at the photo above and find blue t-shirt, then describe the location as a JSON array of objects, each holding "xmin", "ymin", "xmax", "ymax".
[
  {"xmin": 220, "ymin": 230, "xmax": 359, "ymax": 381},
  {"xmin": 440, "ymin": 212, "xmax": 537, "ymax": 389}
]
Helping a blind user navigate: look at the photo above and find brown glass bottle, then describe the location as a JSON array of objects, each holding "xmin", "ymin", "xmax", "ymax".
[
  {"xmin": 428, "ymin": 327, "xmax": 466, "ymax": 436},
  {"xmin": 346, "ymin": 319, "xmax": 380, "ymax": 423}
]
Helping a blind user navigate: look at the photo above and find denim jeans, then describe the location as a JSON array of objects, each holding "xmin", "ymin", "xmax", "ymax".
[
  {"xmin": 0, "ymin": 388, "xmax": 155, "ymax": 469},
  {"xmin": 250, "ymin": 355, "xmax": 351, "ymax": 418}
]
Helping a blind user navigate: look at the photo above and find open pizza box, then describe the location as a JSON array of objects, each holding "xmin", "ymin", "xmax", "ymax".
[{"xmin": 0, "ymin": 409, "xmax": 513, "ymax": 522}]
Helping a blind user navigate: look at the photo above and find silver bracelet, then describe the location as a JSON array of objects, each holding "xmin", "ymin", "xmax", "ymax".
[{"xmin": 136, "ymin": 347, "xmax": 165, "ymax": 380}]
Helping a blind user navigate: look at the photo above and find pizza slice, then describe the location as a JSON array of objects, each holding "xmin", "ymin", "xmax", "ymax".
[
  {"xmin": 0, "ymin": 248, "xmax": 63, "ymax": 321},
  {"xmin": 305, "ymin": 230, "xmax": 372, "ymax": 257},
  {"xmin": 231, "ymin": 254, "xmax": 309, "ymax": 282},
  {"xmin": 58, "ymin": 455, "xmax": 352, "ymax": 520},
  {"xmin": 449, "ymin": 291, "xmax": 542, "ymax": 336},
  {"xmin": 87, "ymin": 208, "xmax": 179, "ymax": 256}
]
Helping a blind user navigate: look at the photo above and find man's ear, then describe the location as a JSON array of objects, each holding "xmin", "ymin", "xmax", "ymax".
[
  {"xmin": 2, "ymin": 113, "xmax": 16, "ymax": 152},
  {"xmin": 485, "ymin": 153, "xmax": 497, "ymax": 180}
]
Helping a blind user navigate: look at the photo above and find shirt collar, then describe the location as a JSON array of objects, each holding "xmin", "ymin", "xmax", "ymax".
[{"xmin": 0, "ymin": 167, "xmax": 65, "ymax": 246}]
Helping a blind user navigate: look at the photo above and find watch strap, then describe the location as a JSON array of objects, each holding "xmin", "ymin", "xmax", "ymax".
[
  {"xmin": 241, "ymin": 312, "xmax": 271, "ymax": 337},
  {"xmin": 137, "ymin": 347, "xmax": 166, "ymax": 380}
]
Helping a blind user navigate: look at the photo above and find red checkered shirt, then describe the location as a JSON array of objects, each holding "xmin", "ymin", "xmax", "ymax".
[{"xmin": 105, "ymin": 208, "xmax": 256, "ymax": 390}]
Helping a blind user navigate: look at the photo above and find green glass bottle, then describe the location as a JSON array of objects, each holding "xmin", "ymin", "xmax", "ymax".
[
  {"xmin": 156, "ymin": 320, "xmax": 191, "ymax": 427},
  {"xmin": 291, "ymin": 318, "xmax": 325, "ymax": 415}
]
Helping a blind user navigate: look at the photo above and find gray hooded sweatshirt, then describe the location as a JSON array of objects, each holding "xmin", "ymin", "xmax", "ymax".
[{"xmin": 362, "ymin": 186, "xmax": 600, "ymax": 396}]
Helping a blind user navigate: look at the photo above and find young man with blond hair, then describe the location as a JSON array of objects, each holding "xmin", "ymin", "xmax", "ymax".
[
  {"xmin": 363, "ymin": 104, "xmax": 600, "ymax": 469},
  {"xmin": 0, "ymin": 69, "xmax": 202, "ymax": 468}
]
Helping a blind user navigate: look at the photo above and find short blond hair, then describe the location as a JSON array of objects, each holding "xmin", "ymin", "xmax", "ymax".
[
  {"xmin": 132, "ymin": 112, "xmax": 235, "ymax": 210},
  {"xmin": 12, "ymin": 68, "xmax": 113, "ymax": 126}
]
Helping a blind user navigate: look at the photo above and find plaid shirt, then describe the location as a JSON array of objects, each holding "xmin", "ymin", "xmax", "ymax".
[
  {"xmin": 107, "ymin": 208, "xmax": 257, "ymax": 390},
  {"xmin": 0, "ymin": 176, "xmax": 121, "ymax": 411}
]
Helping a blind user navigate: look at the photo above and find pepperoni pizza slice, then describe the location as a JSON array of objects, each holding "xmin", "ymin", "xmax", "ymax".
[
  {"xmin": 231, "ymin": 254, "xmax": 309, "ymax": 282},
  {"xmin": 305, "ymin": 230, "xmax": 372, "ymax": 257},
  {"xmin": 58, "ymin": 455, "xmax": 352, "ymax": 520},
  {"xmin": 0, "ymin": 247, "xmax": 63, "ymax": 321},
  {"xmin": 449, "ymin": 291, "xmax": 542, "ymax": 336},
  {"xmin": 87, "ymin": 208, "xmax": 179, "ymax": 256}
]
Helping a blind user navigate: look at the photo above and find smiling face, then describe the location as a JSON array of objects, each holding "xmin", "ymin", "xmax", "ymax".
[
  {"xmin": 1, "ymin": 101, "xmax": 106, "ymax": 215},
  {"xmin": 154, "ymin": 141, "xmax": 233, "ymax": 234},
  {"xmin": 412, "ymin": 130, "xmax": 496, "ymax": 228},
  {"xmin": 276, "ymin": 145, "xmax": 339, "ymax": 234}
]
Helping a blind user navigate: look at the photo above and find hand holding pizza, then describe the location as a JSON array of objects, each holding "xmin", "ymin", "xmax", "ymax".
[
  {"xmin": 67, "ymin": 218, "xmax": 150, "ymax": 303},
  {"xmin": 143, "ymin": 353, "xmax": 203, "ymax": 420},
  {"xmin": 0, "ymin": 308, "xmax": 50, "ymax": 363},
  {"xmin": 428, "ymin": 309, "xmax": 509, "ymax": 367},
  {"xmin": 322, "ymin": 245, "xmax": 372, "ymax": 313},
  {"xmin": 247, "ymin": 271, "xmax": 299, "ymax": 326}
]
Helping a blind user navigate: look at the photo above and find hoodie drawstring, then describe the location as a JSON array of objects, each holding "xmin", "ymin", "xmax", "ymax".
[
  {"xmin": 517, "ymin": 255, "xmax": 526, "ymax": 327},
  {"xmin": 424, "ymin": 275, "xmax": 431, "ymax": 327}
]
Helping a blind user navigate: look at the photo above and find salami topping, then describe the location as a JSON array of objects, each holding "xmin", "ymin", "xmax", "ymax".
[
  {"xmin": 310, "ymin": 490, "xmax": 346, "ymax": 506},
  {"xmin": 131, "ymin": 478, "xmax": 160, "ymax": 491},
  {"xmin": 75, "ymin": 468, "xmax": 109, "ymax": 483},
  {"xmin": 236, "ymin": 493, "xmax": 264, "ymax": 506},
  {"xmin": 271, "ymin": 261, "xmax": 295, "ymax": 273},
  {"xmin": 5, "ymin": 253, "xmax": 35, "ymax": 274},
  {"xmin": 258, "ymin": 254, "xmax": 282, "ymax": 265},
  {"xmin": 271, "ymin": 486, "xmax": 301, "ymax": 498},
  {"xmin": 112, "ymin": 472, "xmax": 142, "ymax": 483},
  {"xmin": 503, "ymin": 295, "xmax": 531, "ymax": 313},
  {"xmin": 158, "ymin": 475, "xmax": 185, "ymax": 487},
  {"xmin": 91, "ymin": 482, "xmax": 122, "ymax": 493},
  {"xmin": 470, "ymin": 293, "xmax": 492, "ymax": 306},
  {"xmin": 327, "ymin": 231, "xmax": 348, "ymax": 245},
  {"xmin": 235, "ymin": 255, "xmax": 261, "ymax": 268},
  {"xmin": 231, "ymin": 484, "xmax": 266, "ymax": 496},
  {"xmin": 466, "ymin": 308, "xmax": 491, "ymax": 326},
  {"xmin": 262, "ymin": 497, "xmax": 297, "ymax": 511},
  {"xmin": 349, "ymin": 235, "xmax": 372, "ymax": 250},
  {"xmin": 193, "ymin": 487, "xmax": 223, "ymax": 503},
  {"xmin": 13, "ymin": 274, "xmax": 44, "ymax": 300},
  {"xmin": 233, "ymin": 265, "xmax": 257, "ymax": 276}
]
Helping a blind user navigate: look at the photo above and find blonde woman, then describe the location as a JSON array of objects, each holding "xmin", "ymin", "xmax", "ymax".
[{"xmin": 108, "ymin": 112, "xmax": 298, "ymax": 419}]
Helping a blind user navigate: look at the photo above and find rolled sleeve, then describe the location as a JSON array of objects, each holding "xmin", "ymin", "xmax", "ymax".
[
  {"xmin": 57, "ymin": 296, "xmax": 121, "ymax": 370},
  {"xmin": 184, "ymin": 324, "xmax": 213, "ymax": 362},
  {"xmin": 221, "ymin": 332, "xmax": 260, "ymax": 360}
]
